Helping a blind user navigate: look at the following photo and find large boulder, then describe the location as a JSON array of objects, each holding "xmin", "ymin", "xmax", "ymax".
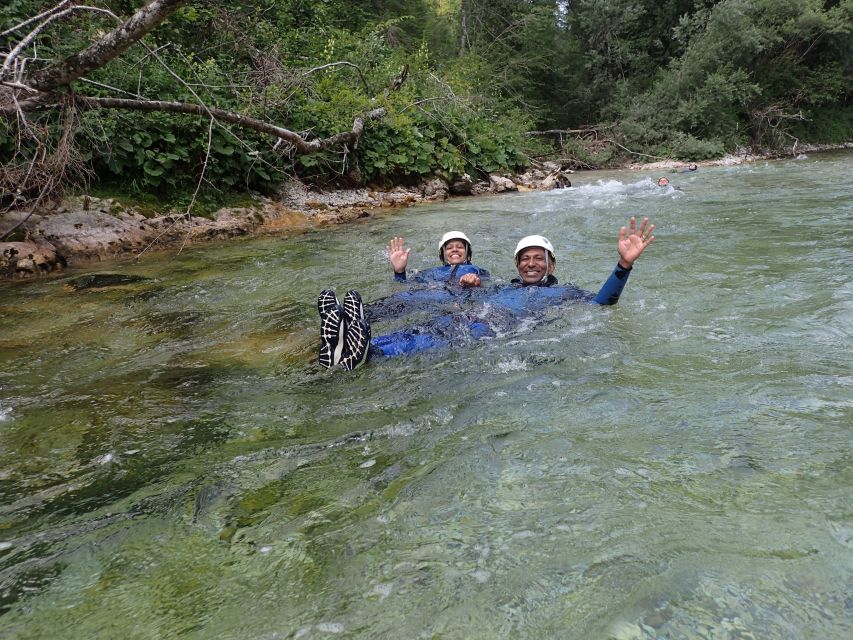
[
  {"xmin": 540, "ymin": 170, "xmax": 572, "ymax": 191},
  {"xmin": 421, "ymin": 177, "xmax": 449, "ymax": 200},
  {"xmin": 449, "ymin": 173, "xmax": 474, "ymax": 195}
]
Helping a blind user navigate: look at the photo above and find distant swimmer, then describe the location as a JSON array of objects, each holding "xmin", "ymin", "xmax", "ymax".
[
  {"xmin": 657, "ymin": 176, "xmax": 670, "ymax": 187},
  {"xmin": 680, "ymin": 162, "xmax": 698, "ymax": 173},
  {"xmin": 317, "ymin": 217, "xmax": 656, "ymax": 370}
]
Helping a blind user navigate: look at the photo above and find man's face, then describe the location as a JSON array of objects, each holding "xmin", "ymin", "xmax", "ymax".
[
  {"xmin": 516, "ymin": 247, "xmax": 552, "ymax": 284},
  {"xmin": 443, "ymin": 240, "xmax": 468, "ymax": 265}
]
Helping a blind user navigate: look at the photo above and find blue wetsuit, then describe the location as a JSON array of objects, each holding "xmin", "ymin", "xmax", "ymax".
[
  {"xmin": 367, "ymin": 263, "xmax": 491, "ymax": 324},
  {"xmin": 393, "ymin": 263, "xmax": 490, "ymax": 284},
  {"xmin": 369, "ymin": 263, "xmax": 632, "ymax": 357}
]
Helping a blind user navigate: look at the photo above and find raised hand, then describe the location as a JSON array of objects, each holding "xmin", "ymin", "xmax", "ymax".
[
  {"xmin": 387, "ymin": 236, "xmax": 411, "ymax": 274},
  {"xmin": 617, "ymin": 216, "xmax": 655, "ymax": 268}
]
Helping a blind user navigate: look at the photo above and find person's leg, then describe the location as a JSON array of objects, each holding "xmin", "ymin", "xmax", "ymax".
[{"xmin": 369, "ymin": 329, "xmax": 448, "ymax": 357}]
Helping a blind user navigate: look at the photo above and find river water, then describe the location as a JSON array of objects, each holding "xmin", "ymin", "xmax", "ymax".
[{"xmin": 0, "ymin": 152, "xmax": 851, "ymax": 639}]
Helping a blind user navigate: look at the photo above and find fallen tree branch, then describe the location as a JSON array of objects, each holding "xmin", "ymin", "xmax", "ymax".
[
  {"xmin": 27, "ymin": 0, "xmax": 186, "ymax": 92},
  {"xmin": 602, "ymin": 139, "xmax": 669, "ymax": 161},
  {"xmin": 53, "ymin": 97, "xmax": 387, "ymax": 152}
]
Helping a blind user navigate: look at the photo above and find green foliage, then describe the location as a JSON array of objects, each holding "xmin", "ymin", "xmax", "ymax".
[
  {"xmin": 791, "ymin": 106, "xmax": 853, "ymax": 144},
  {"xmin": 357, "ymin": 106, "xmax": 527, "ymax": 183},
  {"xmin": 4, "ymin": 0, "xmax": 851, "ymax": 209},
  {"xmin": 615, "ymin": 0, "xmax": 853, "ymax": 154}
]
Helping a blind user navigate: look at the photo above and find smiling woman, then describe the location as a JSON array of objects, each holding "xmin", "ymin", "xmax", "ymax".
[{"xmin": 388, "ymin": 231, "xmax": 490, "ymax": 286}]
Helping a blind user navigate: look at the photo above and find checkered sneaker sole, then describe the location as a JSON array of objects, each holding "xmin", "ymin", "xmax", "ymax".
[
  {"xmin": 318, "ymin": 290, "xmax": 345, "ymax": 368},
  {"xmin": 342, "ymin": 290, "xmax": 365, "ymax": 323},
  {"xmin": 338, "ymin": 317, "xmax": 371, "ymax": 371}
]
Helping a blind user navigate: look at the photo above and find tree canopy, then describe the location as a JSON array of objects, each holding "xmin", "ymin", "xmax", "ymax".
[{"xmin": 1, "ymin": 0, "xmax": 851, "ymax": 209}]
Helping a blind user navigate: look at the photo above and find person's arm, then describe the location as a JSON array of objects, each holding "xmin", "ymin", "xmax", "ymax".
[
  {"xmin": 388, "ymin": 236, "xmax": 411, "ymax": 282},
  {"xmin": 592, "ymin": 263, "xmax": 632, "ymax": 305},
  {"xmin": 592, "ymin": 216, "xmax": 654, "ymax": 305}
]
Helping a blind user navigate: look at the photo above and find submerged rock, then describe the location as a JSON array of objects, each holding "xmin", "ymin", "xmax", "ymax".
[{"xmin": 65, "ymin": 273, "xmax": 150, "ymax": 290}]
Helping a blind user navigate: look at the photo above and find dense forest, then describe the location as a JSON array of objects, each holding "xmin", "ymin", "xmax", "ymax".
[{"xmin": 1, "ymin": 0, "xmax": 851, "ymax": 209}]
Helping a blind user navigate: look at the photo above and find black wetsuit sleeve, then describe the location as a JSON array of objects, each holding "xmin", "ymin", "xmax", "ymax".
[
  {"xmin": 394, "ymin": 271, "xmax": 407, "ymax": 282},
  {"xmin": 592, "ymin": 263, "xmax": 632, "ymax": 305}
]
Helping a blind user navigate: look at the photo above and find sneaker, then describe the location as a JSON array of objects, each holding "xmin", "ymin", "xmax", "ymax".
[
  {"xmin": 318, "ymin": 289, "xmax": 345, "ymax": 368},
  {"xmin": 342, "ymin": 290, "xmax": 365, "ymax": 323},
  {"xmin": 338, "ymin": 317, "xmax": 372, "ymax": 371}
]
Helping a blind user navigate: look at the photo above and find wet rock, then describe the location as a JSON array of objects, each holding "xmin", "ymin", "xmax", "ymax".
[
  {"xmin": 421, "ymin": 177, "xmax": 449, "ymax": 200},
  {"xmin": 489, "ymin": 174, "xmax": 518, "ymax": 193},
  {"xmin": 0, "ymin": 195, "xmax": 318, "ymax": 279},
  {"xmin": 470, "ymin": 180, "xmax": 491, "ymax": 196},
  {"xmin": 540, "ymin": 170, "xmax": 572, "ymax": 191},
  {"xmin": 449, "ymin": 173, "xmax": 474, "ymax": 195},
  {"xmin": 0, "ymin": 240, "xmax": 65, "ymax": 278}
]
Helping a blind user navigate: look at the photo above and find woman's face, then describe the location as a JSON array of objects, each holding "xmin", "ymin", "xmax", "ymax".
[{"xmin": 443, "ymin": 239, "xmax": 468, "ymax": 265}]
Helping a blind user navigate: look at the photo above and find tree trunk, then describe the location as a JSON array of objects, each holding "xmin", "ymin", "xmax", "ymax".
[{"xmin": 460, "ymin": 0, "xmax": 470, "ymax": 55}]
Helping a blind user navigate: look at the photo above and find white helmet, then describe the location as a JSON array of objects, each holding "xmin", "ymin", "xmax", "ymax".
[
  {"xmin": 514, "ymin": 235, "xmax": 555, "ymax": 264},
  {"xmin": 438, "ymin": 231, "xmax": 472, "ymax": 264}
]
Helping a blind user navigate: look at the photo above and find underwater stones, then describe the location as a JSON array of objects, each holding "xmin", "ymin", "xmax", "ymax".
[{"xmin": 65, "ymin": 273, "xmax": 150, "ymax": 290}]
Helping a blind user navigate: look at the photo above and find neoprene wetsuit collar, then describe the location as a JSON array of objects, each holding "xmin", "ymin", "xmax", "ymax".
[{"xmin": 510, "ymin": 274, "xmax": 559, "ymax": 287}]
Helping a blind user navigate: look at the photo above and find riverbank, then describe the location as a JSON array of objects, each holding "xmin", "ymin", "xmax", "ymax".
[
  {"xmin": 0, "ymin": 165, "xmax": 569, "ymax": 280},
  {"xmin": 2, "ymin": 144, "xmax": 850, "ymax": 280}
]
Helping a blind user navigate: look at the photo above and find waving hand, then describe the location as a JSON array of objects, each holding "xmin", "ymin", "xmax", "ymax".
[
  {"xmin": 617, "ymin": 217, "xmax": 655, "ymax": 268},
  {"xmin": 387, "ymin": 236, "xmax": 411, "ymax": 274}
]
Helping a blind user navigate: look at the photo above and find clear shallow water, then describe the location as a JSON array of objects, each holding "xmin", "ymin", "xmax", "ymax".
[{"xmin": 0, "ymin": 153, "xmax": 851, "ymax": 639}]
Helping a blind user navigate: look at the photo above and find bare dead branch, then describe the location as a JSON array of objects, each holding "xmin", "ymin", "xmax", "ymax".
[
  {"xmin": 177, "ymin": 117, "xmax": 215, "ymax": 255},
  {"xmin": 603, "ymin": 139, "xmax": 669, "ymax": 161},
  {"xmin": 27, "ymin": 0, "xmax": 186, "ymax": 92},
  {"xmin": 0, "ymin": 1, "xmax": 70, "ymax": 39},
  {"xmin": 1, "ymin": 4, "xmax": 121, "ymax": 82},
  {"xmin": 526, "ymin": 129, "xmax": 598, "ymax": 136},
  {"xmin": 78, "ymin": 77, "xmax": 146, "ymax": 99},
  {"xmin": 303, "ymin": 62, "xmax": 370, "ymax": 94}
]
